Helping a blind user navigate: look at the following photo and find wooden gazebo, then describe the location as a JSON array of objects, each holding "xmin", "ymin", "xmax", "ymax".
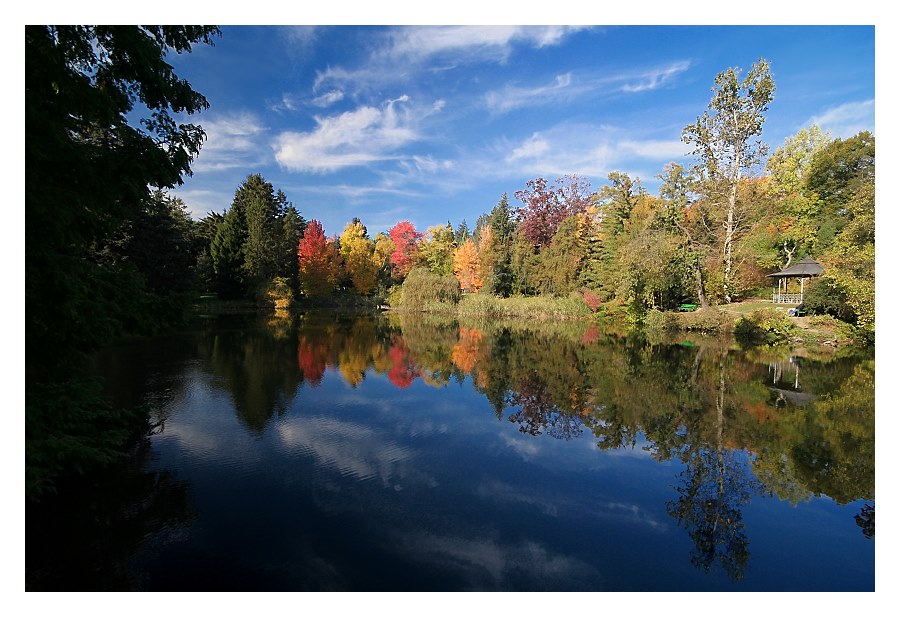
[{"xmin": 767, "ymin": 256, "xmax": 824, "ymax": 304}]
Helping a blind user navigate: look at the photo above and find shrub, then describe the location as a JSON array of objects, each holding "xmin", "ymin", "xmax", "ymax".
[
  {"xmin": 582, "ymin": 290, "xmax": 602, "ymax": 313},
  {"xmin": 400, "ymin": 267, "xmax": 460, "ymax": 308},
  {"xmin": 265, "ymin": 277, "xmax": 294, "ymax": 313},
  {"xmin": 644, "ymin": 307, "xmax": 732, "ymax": 333},
  {"xmin": 645, "ymin": 309, "xmax": 679, "ymax": 331},
  {"xmin": 802, "ymin": 277, "xmax": 856, "ymax": 323},
  {"xmin": 734, "ymin": 308, "xmax": 796, "ymax": 345}
]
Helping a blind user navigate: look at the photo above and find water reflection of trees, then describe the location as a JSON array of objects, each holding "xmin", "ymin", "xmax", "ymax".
[
  {"xmin": 221, "ymin": 312, "xmax": 873, "ymax": 572},
  {"xmin": 288, "ymin": 315, "xmax": 872, "ymax": 512},
  {"xmin": 207, "ymin": 325, "xmax": 303, "ymax": 431}
]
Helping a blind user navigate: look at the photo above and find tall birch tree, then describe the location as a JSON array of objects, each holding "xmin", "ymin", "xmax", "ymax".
[{"xmin": 683, "ymin": 59, "xmax": 775, "ymax": 303}]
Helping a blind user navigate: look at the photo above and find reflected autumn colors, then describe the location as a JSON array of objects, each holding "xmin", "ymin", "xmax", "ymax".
[{"xmin": 283, "ymin": 312, "xmax": 874, "ymax": 580}]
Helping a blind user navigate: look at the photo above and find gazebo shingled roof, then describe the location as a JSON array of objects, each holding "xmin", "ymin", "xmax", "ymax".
[{"xmin": 766, "ymin": 256, "xmax": 824, "ymax": 279}]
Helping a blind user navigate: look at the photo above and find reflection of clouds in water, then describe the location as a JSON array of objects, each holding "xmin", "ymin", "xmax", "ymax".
[
  {"xmin": 476, "ymin": 479, "xmax": 666, "ymax": 532},
  {"xmin": 603, "ymin": 501, "xmax": 668, "ymax": 531},
  {"xmin": 155, "ymin": 383, "xmax": 267, "ymax": 467},
  {"xmin": 395, "ymin": 531, "xmax": 603, "ymax": 591},
  {"xmin": 277, "ymin": 416, "xmax": 414, "ymax": 486},
  {"xmin": 477, "ymin": 479, "xmax": 559, "ymax": 516},
  {"xmin": 501, "ymin": 431, "xmax": 542, "ymax": 459}
]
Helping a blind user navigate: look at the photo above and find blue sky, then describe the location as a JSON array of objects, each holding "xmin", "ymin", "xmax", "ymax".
[{"xmin": 166, "ymin": 24, "xmax": 875, "ymax": 236}]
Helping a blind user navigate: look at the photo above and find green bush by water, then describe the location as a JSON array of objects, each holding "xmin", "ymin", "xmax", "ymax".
[{"xmin": 734, "ymin": 308, "xmax": 797, "ymax": 345}]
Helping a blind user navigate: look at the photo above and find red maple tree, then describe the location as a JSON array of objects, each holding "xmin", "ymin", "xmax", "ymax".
[{"xmin": 388, "ymin": 221, "xmax": 422, "ymax": 279}]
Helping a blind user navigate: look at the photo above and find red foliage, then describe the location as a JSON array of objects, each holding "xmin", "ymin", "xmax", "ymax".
[
  {"xmin": 388, "ymin": 221, "xmax": 422, "ymax": 279},
  {"xmin": 298, "ymin": 338, "xmax": 328, "ymax": 387},
  {"xmin": 387, "ymin": 335, "xmax": 419, "ymax": 389},
  {"xmin": 581, "ymin": 323, "xmax": 600, "ymax": 345},
  {"xmin": 582, "ymin": 290, "xmax": 601, "ymax": 312},
  {"xmin": 298, "ymin": 220, "xmax": 342, "ymax": 296},
  {"xmin": 514, "ymin": 175, "xmax": 593, "ymax": 247}
]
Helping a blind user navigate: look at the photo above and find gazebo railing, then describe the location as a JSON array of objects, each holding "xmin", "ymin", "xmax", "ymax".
[{"xmin": 773, "ymin": 292, "xmax": 803, "ymax": 304}]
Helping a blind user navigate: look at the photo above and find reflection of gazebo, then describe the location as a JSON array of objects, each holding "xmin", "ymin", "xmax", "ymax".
[{"xmin": 767, "ymin": 256, "xmax": 824, "ymax": 304}]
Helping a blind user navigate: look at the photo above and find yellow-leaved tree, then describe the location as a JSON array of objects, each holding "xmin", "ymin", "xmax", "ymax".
[{"xmin": 339, "ymin": 219, "xmax": 379, "ymax": 295}]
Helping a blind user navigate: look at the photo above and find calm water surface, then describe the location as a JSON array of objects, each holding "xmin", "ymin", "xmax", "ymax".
[{"xmin": 28, "ymin": 312, "xmax": 874, "ymax": 591}]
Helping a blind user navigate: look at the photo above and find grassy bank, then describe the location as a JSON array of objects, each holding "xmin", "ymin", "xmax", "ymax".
[{"xmin": 390, "ymin": 292, "xmax": 868, "ymax": 351}]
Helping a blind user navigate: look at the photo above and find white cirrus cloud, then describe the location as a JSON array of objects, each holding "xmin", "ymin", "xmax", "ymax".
[
  {"xmin": 485, "ymin": 61, "xmax": 691, "ymax": 115},
  {"xmin": 620, "ymin": 60, "xmax": 692, "ymax": 93},
  {"xmin": 270, "ymin": 93, "xmax": 298, "ymax": 113},
  {"xmin": 273, "ymin": 95, "xmax": 420, "ymax": 173},
  {"xmin": 485, "ymin": 73, "xmax": 580, "ymax": 114},
  {"xmin": 312, "ymin": 89, "xmax": 345, "ymax": 108},
  {"xmin": 387, "ymin": 26, "xmax": 589, "ymax": 63},
  {"xmin": 807, "ymin": 99, "xmax": 874, "ymax": 139},
  {"xmin": 312, "ymin": 27, "xmax": 590, "ymax": 95},
  {"xmin": 497, "ymin": 123, "xmax": 688, "ymax": 181}
]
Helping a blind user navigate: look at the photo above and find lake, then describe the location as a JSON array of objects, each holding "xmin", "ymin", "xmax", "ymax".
[{"xmin": 26, "ymin": 311, "xmax": 875, "ymax": 591}]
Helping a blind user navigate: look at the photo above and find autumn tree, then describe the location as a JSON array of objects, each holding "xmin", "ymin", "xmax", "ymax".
[
  {"xmin": 615, "ymin": 196, "xmax": 695, "ymax": 311},
  {"xmin": 816, "ymin": 150, "xmax": 875, "ymax": 335},
  {"xmin": 514, "ymin": 175, "xmax": 593, "ymax": 248},
  {"xmin": 298, "ymin": 220, "xmax": 342, "ymax": 297},
  {"xmin": 656, "ymin": 163, "xmax": 713, "ymax": 307},
  {"xmin": 683, "ymin": 59, "xmax": 775, "ymax": 303},
  {"xmin": 453, "ymin": 238, "xmax": 483, "ymax": 293},
  {"xmin": 389, "ymin": 221, "xmax": 422, "ymax": 280},
  {"xmin": 339, "ymin": 219, "xmax": 379, "ymax": 295}
]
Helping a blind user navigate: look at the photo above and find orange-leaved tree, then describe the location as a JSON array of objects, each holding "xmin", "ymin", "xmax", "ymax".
[{"xmin": 453, "ymin": 237, "xmax": 483, "ymax": 293}]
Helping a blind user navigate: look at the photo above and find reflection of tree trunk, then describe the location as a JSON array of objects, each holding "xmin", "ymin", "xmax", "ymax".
[
  {"xmin": 691, "ymin": 346, "xmax": 706, "ymax": 387},
  {"xmin": 715, "ymin": 352, "xmax": 727, "ymax": 527}
]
